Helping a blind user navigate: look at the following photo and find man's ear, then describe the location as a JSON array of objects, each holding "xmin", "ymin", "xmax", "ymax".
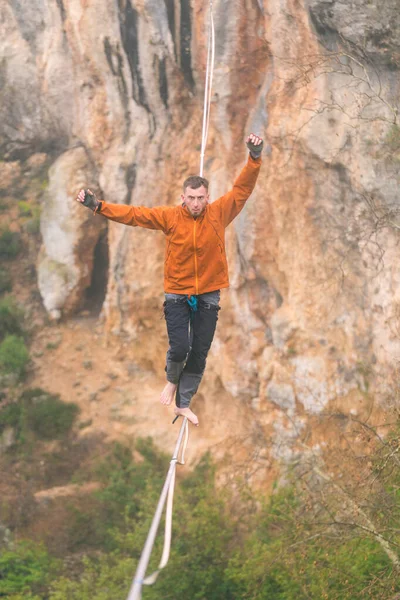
[{"xmin": 181, "ymin": 193, "xmax": 186, "ymax": 205}]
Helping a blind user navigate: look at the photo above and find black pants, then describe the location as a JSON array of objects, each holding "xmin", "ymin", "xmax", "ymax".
[{"xmin": 163, "ymin": 291, "xmax": 220, "ymax": 408}]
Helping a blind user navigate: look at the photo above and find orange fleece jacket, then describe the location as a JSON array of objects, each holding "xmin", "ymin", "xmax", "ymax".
[{"xmin": 97, "ymin": 154, "xmax": 261, "ymax": 294}]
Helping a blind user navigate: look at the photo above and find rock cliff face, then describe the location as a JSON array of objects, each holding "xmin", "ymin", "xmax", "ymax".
[{"xmin": 1, "ymin": 0, "xmax": 399, "ymax": 461}]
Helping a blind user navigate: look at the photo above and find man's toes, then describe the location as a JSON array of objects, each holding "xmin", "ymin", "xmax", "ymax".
[{"xmin": 184, "ymin": 410, "xmax": 199, "ymax": 426}]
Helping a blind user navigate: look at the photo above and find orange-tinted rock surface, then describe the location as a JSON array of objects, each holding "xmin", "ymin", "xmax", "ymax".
[{"xmin": 1, "ymin": 0, "xmax": 400, "ymax": 466}]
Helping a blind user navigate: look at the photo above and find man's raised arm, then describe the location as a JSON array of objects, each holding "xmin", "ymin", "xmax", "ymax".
[
  {"xmin": 75, "ymin": 189, "xmax": 173, "ymax": 232},
  {"xmin": 212, "ymin": 133, "xmax": 263, "ymax": 227}
]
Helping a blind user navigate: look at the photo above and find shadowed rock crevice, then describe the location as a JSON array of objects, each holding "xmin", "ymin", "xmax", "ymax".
[
  {"xmin": 117, "ymin": 0, "xmax": 151, "ymax": 112},
  {"xmin": 307, "ymin": 7, "xmax": 342, "ymax": 50},
  {"xmin": 103, "ymin": 37, "xmax": 128, "ymax": 102},
  {"xmin": 55, "ymin": 0, "xmax": 66, "ymax": 21},
  {"xmin": 103, "ymin": 36, "xmax": 131, "ymax": 134},
  {"xmin": 125, "ymin": 163, "xmax": 137, "ymax": 204},
  {"xmin": 164, "ymin": 0, "xmax": 177, "ymax": 60},
  {"xmin": 158, "ymin": 56, "xmax": 169, "ymax": 108},
  {"xmin": 180, "ymin": 0, "xmax": 194, "ymax": 89},
  {"xmin": 84, "ymin": 227, "xmax": 109, "ymax": 315}
]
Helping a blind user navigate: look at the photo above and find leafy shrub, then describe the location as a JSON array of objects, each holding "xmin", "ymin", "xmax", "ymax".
[
  {"xmin": 50, "ymin": 447, "xmax": 233, "ymax": 600},
  {"xmin": 4, "ymin": 595, "xmax": 41, "ymax": 600},
  {"xmin": 0, "ymin": 389, "xmax": 79, "ymax": 446},
  {"xmin": 0, "ymin": 229, "xmax": 21, "ymax": 259},
  {"xmin": 0, "ymin": 401, "xmax": 21, "ymax": 435},
  {"xmin": 0, "ymin": 296, "xmax": 24, "ymax": 340},
  {"xmin": 0, "ymin": 197, "xmax": 10, "ymax": 212},
  {"xmin": 50, "ymin": 446, "xmax": 400, "ymax": 600},
  {"xmin": 18, "ymin": 201, "xmax": 32, "ymax": 217},
  {"xmin": 24, "ymin": 207, "xmax": 41, "ymax": 235},
  {"xmin": 0, "ymin": 268, "xmax": 12, "ymax": 294},
  {"xmin": 48, "ymin": 554, "xmax": 133, "ymax": 600},
  {"xmin": 19, "ymin": 204, "xmax": 41, "ymax": 236},
  {"xmin": 0, "ymin": 335, "xmax": 29, "ymax": 378},
  {"xmin": 0, "ymin": 540, "xmax": 59, "ymax": 596},
  {"xmin": 55, "ymin": 439, "xmax": 169, "ymax": 553},
  {"xmin": 20, "ymin": 388, "xmax": 80, "ymax": 440}
]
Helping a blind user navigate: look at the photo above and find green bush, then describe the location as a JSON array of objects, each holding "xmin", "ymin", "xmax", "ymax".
[
  {"xmin": 0, "ymin": 268, "xmax": 12, "ymax": 294},
  {"xmin": 0, "ymin": 197, "xmax": 10, "ymax": 212},
  {"xmin": 49, "ymin": 446, "xmax": 400, "ymax": 600},
  {"xmin": 65, "ymin": 439, "xmax": 168, "ymax": 551},
  {"xmin": 141, "ymin": 454, "xmax": 235, "ymax": 600},
  {"xmin": 49, "ymin": 555, "xmax": 133, "ymax": 600},
  {"xmin": 20, "ymin": 204, "xmax": 41, "ymax": 236},
  {"xmin": 0, "ymin": 296, "xmax": 24, "ymax": 340},
  {"xmin": 0, "ymin": 389, "xmax": 79, "ymax": 446},
  {"xmin": 0, "ymin": 229, "xmax": 21, "ymax": 259},
  {"xmin": 3, "ymin": 429, "xmax": 400, "ymax": 600},
  {"xmin": 0, "ymin": 540, "xmax": 59, "ymax": 596},
  {"xmin": 20, "ymin": 388, "xmax": 80, "ymax": 440},
  {"xmin": 46, "ymin": 439, "xmax": 169, "ymax": 554},
  {"xmin": 0, "ymin": 335, "xmax": 29, "ymax": 378},
  {"xmin": 4, "ymin": 595, "xmax": 41, "ymax": 600},
  {"xmin": 18, "ymin": 201, "xmax": 32, "ymax": 217},
  {"xmin": 0, "ymin": 401, "xmax": 21, "ymax": 435},
  {"xmin": 24, "ymin": 209, "xmax": 41, "ymax": 235},
  {"xmin": 50, "ymin": 449, "xmax": 234, "ymax": 600}
]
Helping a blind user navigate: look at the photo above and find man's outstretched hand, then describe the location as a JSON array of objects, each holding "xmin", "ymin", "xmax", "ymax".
[
  {"xmin": 246, "ymin": 133, "xmax": 263, "ymax": 159},
  {"xmin": 76, "ymin": 188, "xmax": 99, "ymax": 212}
]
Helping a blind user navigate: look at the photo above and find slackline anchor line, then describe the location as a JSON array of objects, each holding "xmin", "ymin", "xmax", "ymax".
[
  {"xmin": 199, "ymin": 0, "xmax": 215, "ymax": 177},
  {"xmin": 126, "ymin": 417, "xmax": 189, "ymax": 600}
]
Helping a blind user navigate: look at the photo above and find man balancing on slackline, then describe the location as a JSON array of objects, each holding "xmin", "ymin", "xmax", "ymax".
[{"xmin": 76, "ymin": 133, "xmax": 263, "ymax": 426}]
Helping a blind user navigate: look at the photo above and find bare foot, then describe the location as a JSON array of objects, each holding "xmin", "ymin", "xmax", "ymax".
[
  {"xmin": 174, "ymin": 406, "xmax": 199, "ymax": 427},
  {"xmin": 160, "ymin": 381, "xmax": 177, "ymax": 405}
]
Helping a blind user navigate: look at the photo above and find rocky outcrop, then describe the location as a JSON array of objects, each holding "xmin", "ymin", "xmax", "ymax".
[
  {"xmin": 1, "ymin": 0, "xmax": 400, "ymax": 462},
  {"xmin": 38, "ymin": 147, "xmax": 105, "ymax": 318}
]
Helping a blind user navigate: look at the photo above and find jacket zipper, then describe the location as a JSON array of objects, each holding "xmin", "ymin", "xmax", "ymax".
[{"xmin": 193, "ymin": 220, "xmax": 199, "ymax": 294}]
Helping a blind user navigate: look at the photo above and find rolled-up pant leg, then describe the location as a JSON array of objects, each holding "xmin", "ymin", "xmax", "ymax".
[
  {"xmin": 176, "ymin": 292, "xmax": 220, "ymax": 409},
  {"xmin": 163, "ymin": 296, "xmax": 190, "ymax": 384}
]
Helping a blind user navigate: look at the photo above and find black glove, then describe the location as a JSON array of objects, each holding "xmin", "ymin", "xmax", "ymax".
[
  {"xmin": 82, "ymin": 189, "xmax": 99, "ymax": 212},
  {"xmin": 246, "ymin": 137, "xmax": 263, "ymax": 159}
]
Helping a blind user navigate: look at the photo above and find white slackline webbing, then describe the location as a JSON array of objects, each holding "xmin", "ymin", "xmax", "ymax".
[
  {"xmin": 142, "ymin": 417, "xmax": 189, "ymax": 585},
  {"xmin": 126, "ymin": 417, "xmax": 189, "ymax": 600},
  {"xmin": 199, "ymin": 0, "xmax": 215, "ymax": 177}
]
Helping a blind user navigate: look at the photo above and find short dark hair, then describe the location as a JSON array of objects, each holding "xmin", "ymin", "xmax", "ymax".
[{"xmin": 183, "ymin": 175, "xmax": 209, "ymax": 193}]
